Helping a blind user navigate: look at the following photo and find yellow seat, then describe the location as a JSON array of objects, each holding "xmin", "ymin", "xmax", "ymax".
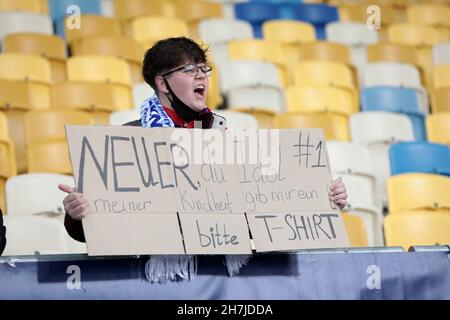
[
  {"xmin": 66, "ymin": 55, "xmax": 132, "ymax": 109},
  {"xmin": 0, "ymin": 53, "xmax": 51, "ymax": 109},
  {"xmin": 0, "ymin": 139, "xmax": 17, "ymax": 180},
  {"xmin": 3, "ymin": 33, "xmax": 67, "ymax": 83},
  {"xmin": 407, "ymin": 4, "xmax": 450, "ymax": 28},
  {"xmin": 342, "ymin": 213, "xmax": 369, "ymax": 247},
  {"xmin": 71, "ymin": 36, "xmax": 145, "ymax": 85},
  {"xmin": 0, "ymin": 0, "xmax": 48, "ymax": 14},
  {"xmin": 298, "ymin": 41, "xmax": 351, "ymax": 64},
  {"xmin": 52, "ymin": 82, "xmax": 127, "ymax": 113},
  {"xmin": 130, "ymin": 16, "xmax": 189, "ymax": 50},
  {"xmin": 205, "ymin": 61, "xmax": 222, "ymax": 109},
  {"xmin": 388, "ymin": 23, "xmax": 443, "ymax": 48},
  {"xmin": 2, "ymin": 109, "xmax": 27, "ymax": 173},
  {"xmin": 286, "ymin": 86, "xmax": 354, "ymax": 116},
  {"xmin": 64, "ymin": 14, "xmax": 122, "ymax": 45},
  {"xmin": 0, "ymin": 82, "xmax": 31, "ymax": 111},
  {"xmin": 387, "ymin": 173, "xmax": 450, "ymax": 214},
  {"xmin": 292, "ymin": 61, "xmax": 358, "ymax": 112},
  {"xmin": 426, "ymin": 113, "xmax": 450, "ymax": 146},
  {"xmin": 338, "ymin": 3, "xmax": 400, "ymax": 25},
  {"xmin": 274, "ymin": 112, "xmax": 350, "ymax": 141},
  {"xmin": 228, "ymin": 39, "xmax": 288, "ymax": 86},
  {"xmin": 27, "ymin": 139, "xmax": 73, "ymax": 174},
  {"xmin": 384, "ymin": 210, "xmax": 450, "ymax": 250},
  {"xmin": 24, "ymin": 110, "xmax": 94, "ymax": 146},
  {"xmin": 431, "ymin": 88, "xmax": 450, "ymax": 113},
  {"xmin": 114, "ymin": 0, "xmax": 174, "ymax": 21},
  {"xmin": 173, "ymin": 1, "xmax": 222, "ymax": 37},
  {"xmin": 262, "ymin": 20, "xmax": 316, "ymax": 81},
  {"xmin": 433, "ymin": 64, "xmax": 450, "ymax": 89}
]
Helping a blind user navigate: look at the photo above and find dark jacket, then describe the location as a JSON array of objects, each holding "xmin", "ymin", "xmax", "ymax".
[{"xmin": 0, "ymin": 208, "xmax": 6, "ymax": 255}]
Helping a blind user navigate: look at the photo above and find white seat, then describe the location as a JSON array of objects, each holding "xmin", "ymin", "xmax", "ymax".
[
  {"xmin": 199, "ymin": 19, "xmax": 253, "ymax": 69},
  {"xmin": 367, "ymin": 142, "xmax": 391, "ymax": 208},
  {"xmin": 213, "ymin": 110, "xmax": 258, "ymax": 129},
  {"xmin": 432, "ymin": 43, "xmax": 450, "ymax": 65},
  {"xmin": 132, "ymin": 82, "xmax": 155, "ymax": 110},
  {"xmin": 198, "ymin": 18, "xmax": 253, "ymax": 45},
  {"xmin": 325, "ymin": 22, "xmax": 378, "ymax": 47},
  {"xmin": 227, "ymin": 86, "xmax": 285, "ymax": 114},
  {"xmin": 336, "ymin": 173, "xmax": 383, "ymax": 246},
  {"xmin": 109, "ymin": 110, "xmax": 140, "ymax": 125},
  {"xmin": 363, "ymin": 62, "xmax": 429, "ymax": 114},
  {"xmin": 2, "ymin": 216, "xmax": 69, "ymax": 256},
  {"xmin": 0, "ymin": 12, "xmax": 53, "ymax": 41},
  {"xmin": 220, "ymin": 60, "xmax": 282, "ymax": 94},
  {"xmin": 350, "ymin": 111, "xmax": 415, "ymax": 145},
  {"xmin": 326, "ymin": 141, "xmax": 373, "ymax": 177},
  {"xmin": 5, "ymin": 173, "xmax": 75, "ymax": 217}
]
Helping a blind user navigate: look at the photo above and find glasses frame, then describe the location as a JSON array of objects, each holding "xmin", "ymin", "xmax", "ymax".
[{"xmin": 161, "ymin": 64, "xmax": 212, "ymax": 77}]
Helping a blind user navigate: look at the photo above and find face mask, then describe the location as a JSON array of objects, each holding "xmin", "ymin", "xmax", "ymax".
[{"xmin": 164, "ymin": 78, "xmax": 199, "ymax": 122}]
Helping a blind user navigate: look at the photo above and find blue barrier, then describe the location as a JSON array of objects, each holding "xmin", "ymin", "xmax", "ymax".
[{"xmin": 1, "ymin": 247, "xmax": 449, "ymax": 299}]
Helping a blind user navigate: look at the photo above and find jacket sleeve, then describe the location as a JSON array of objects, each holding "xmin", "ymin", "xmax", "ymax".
[
  {"xmin": 0, "ymin": 209, "xmax": 6, "ymax": 255},
  {"xmin": 64, "ymin": 213, "xmax": 86, "ymax": 243}
]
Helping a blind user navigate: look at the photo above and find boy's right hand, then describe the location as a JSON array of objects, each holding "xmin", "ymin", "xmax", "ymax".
[{"xmin": 59, "ymin": 184, "xmax": 90, "ymax": 221}]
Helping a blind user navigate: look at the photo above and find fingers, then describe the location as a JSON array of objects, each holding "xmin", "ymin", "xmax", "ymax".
[
  {"xmin": 70, "ymin": 202, "xmax": 90, "ymax": 220},
  {"xmin": 329, "ymin": 187, "xmax": 346, "ymax": 197},
  {"xmin": 59, "ymin": 184, "xmax": 75, "ymax": 194},
  {"xmin": 330, "ymin": 192, "xmax": 348, "ymax": 202},
  {"xmin": 330, "ymin": 177, "xmax": 343, "ymax": 191},
  {"xmin": 335, "ymin": 199, "xmax": 347, "ymax": 209}
]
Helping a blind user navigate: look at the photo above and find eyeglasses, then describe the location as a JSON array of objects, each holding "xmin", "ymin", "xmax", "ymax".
[{"xmin": 162, "ymin": 64, "xmax": 212, "ymax": 77}]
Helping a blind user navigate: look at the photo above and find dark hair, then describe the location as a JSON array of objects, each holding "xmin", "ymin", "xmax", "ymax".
[{"xmin": 142, "ymin": 37, "xmax": 209, "ymax": 90}]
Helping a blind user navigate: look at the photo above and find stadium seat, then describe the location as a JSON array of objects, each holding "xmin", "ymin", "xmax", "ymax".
[
  {"xmin": 71, "ymin": 36, "xmax": 145, "ymax": 84},
  {"xmin": 2, "ymin": 215, "xmax": 72, "ymax": 255},
  {"xmin": 132, "ymin": 82, "xmax": 156, "ymax": 110},
  {"xmin": 0, "ymin": 138, "xmax": 17, "ymax": 211},
  {"xmin": 387, "ymin": 173, "xmax": 450, "ymax": 214},
  {"xmin": 363, "ymin": 62, "xmax": 429, "ymax": 114},
  {"xmin": 64, "ymin": 14, "xmax": 121, "ymax": 45},
  {"xmin": 274, "ymin": 112, "xmax": 350, "ymax": 141},
  {"xmin": 219, "ymin": 60, "xmax": 282, "ymax": 94},
  {"xmin": 49, "ymin": 0, "xmax": 102, "ymax": 37},
  {"xmin": 432, "ymin": 43, "xmax": 450, "ymax": 65},
  {"xmin": 389, "ymin": 142, "xmax": 450, "ymax": 176},
  {"xmin": 338, "ymin": 3, "xmax": 399, "ymax": 27},
  {"xmin": 326, "ymin": 141, "xmax": 373, "ymax": 177},
  {"xmin": 337, "ymin": 172, "xmax": 383, "ymax": 246},
  {"xmin": 52, "ymin": 82, "xmax": 128, "ymax": 115},
  {"xmin": 213, "ymin": 110, "xmax": 259, "ymax": 129},
  {"xmin": 129, "ymin": 16, "xmax": 188, "ymax": 49},
  {"xmin": 198, "ymin": 18, "xmax": 253, "ymax": 69},
  {"xmin": 407, "ymin": 4, "xmax": 450, "ymax": 29},
  {"xmin": 298, "ymin": 41, "xmax": 351, "ymax": 64},
  {"xmin": 0, "ymin": 12, "xmax": 53, "ymax": 41},
  {"xmin": 66, "ymin": 55, "xmax": 132, "ymax": 109},
  {"xmin": 325, "ymin": 21, "xmax": 378, "ymax": 48},
  {"xmin": 0, "ymin": 53, "xmax": 52, "ymax": 109},
  {"xmin": 292, "ymin": 60, "xmax": 358, "ymax": 111},
  {"xmin": 366, "ymin": 42, "xmax": 419, "ymax": 65},
  {"xmin": 384, "ymin": 211, "xmax": 450, "ymax": 250},
  {"xmin": 431, "ymin": 88, "xmax": 450, "ymax": 113},
  {"xmin": 227, "ymin": 86, "xmax": 285, "ymax": 115},
  {"xmin": 24, "ymin": 109, "xmax": 94, "ymax": 146},
  {"xmin": 27, "ymin": 139, "xmax": 73, "ymax": 174},
  {"xmin": 0, "ymin": 108, "xmax": 27, "ymax": 173},
  {"xmin": 342, "ymin": 213, "xmax": 369, "ymax": 247},
  {"xmin": 234, "ymin": 2, "xmax": 282, "ymax": 38},
  {"xmin": 361, "ymin": 86, "xmax": 426, "ymax": 141},
  {"xmin": 228, "ymin": 39, "xmax": 288, "ymax": 86},
  {"xmin": 289, "ymin": 4, "xmax": 338, "ymax": 40},
  {"xmin": 173, "ymin": 1, "xmax": 223, "ymax": 37},
  {"xmin": 0, "ymin": 82, "xmax": 32, "ymax": 111},
  {"xmin": 114, "ymin": 0, "xmax": 174, "ymax": 22},
  {"xmin": 426, "ymin": 113, "xmax": 450, "ymax": 145},
  {"xmin": 109, "ymin": 110, "xmax": 140, "ymax": 126},
  {"xmin": 286, "ymin": 86, "xmax": 354, "ymax": 116},
  {"xmin": 433, "ymin": 63, "xmax": 450, "ymax": 89},
  {"xmin": 262, "ymin": 20, "xmax": 315, "ymax": 67},
  {"xmin": 388, "ymin": 24, "xmax": 444, "ymax": 47},
  {"xmin": 3, "ymin": 33, "xmax": 67, "ymax": 83},
  {"xmin": 350, "ymin": 111, "xmax": 415, "ymax": 145},
  {"xmin": 0, "ymin": 0, "xmax": 49, "ymax": 14},
  {"xmin": 5, "ymin": 173, "xmax": 75, "ymax": 216}
]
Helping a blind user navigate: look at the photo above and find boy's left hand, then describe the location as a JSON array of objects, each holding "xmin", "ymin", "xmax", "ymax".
[{"xmin": 329, "ymin": 176, "xmax": 348, "ymax": 210}]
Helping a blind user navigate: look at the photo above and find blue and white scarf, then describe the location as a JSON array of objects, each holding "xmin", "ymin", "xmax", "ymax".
[{"xmin": 141, "ymin": 95, "xmax": 251, "ymax": 283}]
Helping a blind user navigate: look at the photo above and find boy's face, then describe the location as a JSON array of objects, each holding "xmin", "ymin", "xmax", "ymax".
[{"xmin": 164, "ymin": 62, "xmax": 210, "ymax": 112}]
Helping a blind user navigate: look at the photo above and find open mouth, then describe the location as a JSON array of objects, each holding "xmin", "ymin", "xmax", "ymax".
[{"xmin": 194, "ymin": 85, "xmax": 205, "ymax": 98}]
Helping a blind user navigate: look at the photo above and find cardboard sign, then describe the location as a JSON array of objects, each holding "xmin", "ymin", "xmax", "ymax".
[{"xmin": 65, "ymin": 126, "xmax": 349, "ymax": 256}]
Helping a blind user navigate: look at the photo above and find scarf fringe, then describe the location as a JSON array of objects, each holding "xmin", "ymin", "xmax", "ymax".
[
  {"xmin": 145, "ymin": 255, "xmax": 197, "ymax": 284},
  {"xmin": 225, "ymin": 255, "xmax": 252, "ymax": 276}
]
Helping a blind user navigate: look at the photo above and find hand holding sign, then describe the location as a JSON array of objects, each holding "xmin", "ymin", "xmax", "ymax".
[
  {"xmin": 329, "ymin": 177, "xmax": 348, "ymax": 210},
  {"xmin": 58, "ymin": 184, "xmax": 90, "ymax": 221}
]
